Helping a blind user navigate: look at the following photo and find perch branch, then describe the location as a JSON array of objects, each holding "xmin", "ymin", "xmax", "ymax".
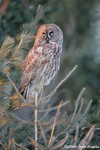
[
  {"xmin": 48, "ymin": 102, "xmax": 62, "ymax": 148},
  {"xmin": 34, "ymin": 91, "xmax": 38, "ymax": 150},
  {"xmin": 43, "ymin": 65, "xmax": 78, "ymax": 103}
]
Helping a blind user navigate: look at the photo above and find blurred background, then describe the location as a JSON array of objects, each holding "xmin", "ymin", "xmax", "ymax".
[
  {"xmin": 0, "ymin": 0, "xmax": 100, "ymax": 130},
  {"xmin": 0, "ymin": 0, "xmax": 100, "ymax": 148}
]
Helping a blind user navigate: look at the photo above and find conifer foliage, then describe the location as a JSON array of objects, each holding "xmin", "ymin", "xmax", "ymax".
[{"xmin": 0, "ymin": 4, "xmax": 95, "ymax": 150}]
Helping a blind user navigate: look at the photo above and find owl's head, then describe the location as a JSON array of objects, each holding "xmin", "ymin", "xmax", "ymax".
[{"xmin": 35, "ymin": 24, "xmax": 63, "ymax": 45}]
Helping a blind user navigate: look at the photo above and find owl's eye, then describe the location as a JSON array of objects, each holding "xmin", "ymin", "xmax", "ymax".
[
  {"xmin": 49, "ymin": 31, "xmax": 54, "ymax": 37},
  {"xmin": 42, "ymin": 32, "xmax": 46, "ymax": 35}
]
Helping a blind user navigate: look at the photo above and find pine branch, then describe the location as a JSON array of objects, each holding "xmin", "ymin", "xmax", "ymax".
[
  {"xmin": 48, "ymin": 102, "xmax": 62, "ymax": 148},
  {"xmin": 78, "ymin": 125, "xmax": 95, "ymax": 150},
  {"xmin": 34, "ymin": 91, "xmax": 38, "ymax": 150},
  {"xmin": 22, "ymin": 5, "xmax": 45, "ymax": 34},
  {"xmin": 0, "ymin": 36, "xmax": 15, "ymax": 60}
]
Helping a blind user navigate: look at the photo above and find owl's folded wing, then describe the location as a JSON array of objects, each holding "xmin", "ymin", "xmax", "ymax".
[{"xmin": 20, "ymin": 46, "xmax": 44, "ymax": 93}]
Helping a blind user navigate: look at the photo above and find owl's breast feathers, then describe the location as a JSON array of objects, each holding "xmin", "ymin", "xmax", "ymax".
[{"xmin": 20, "ymin": 42, "xmax": 62, "ymax": 96}]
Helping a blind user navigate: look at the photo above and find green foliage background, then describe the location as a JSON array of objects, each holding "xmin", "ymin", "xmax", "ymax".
[{"xmin": 0, "ymin": 0, "xmax": 100, "ymax": 149}]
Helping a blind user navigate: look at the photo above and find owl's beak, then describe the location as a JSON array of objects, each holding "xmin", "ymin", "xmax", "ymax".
[
  {"xmin": 45, "ymin": 32, "xmax": 50, "ymax": 43},
  {"xmin": 46, "ymin": 37, "xmax": 49, "ymax": 43}
]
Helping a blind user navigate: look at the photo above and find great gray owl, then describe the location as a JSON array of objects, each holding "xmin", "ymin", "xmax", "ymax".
[{"xmin": 20, "ymin": 24, "xmax": 63, "ymax": 102}]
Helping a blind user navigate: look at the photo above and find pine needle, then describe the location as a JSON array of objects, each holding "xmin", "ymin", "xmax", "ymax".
[
  {"xmin": 52, "ymin": 133, "xmax": 69, "ymax": 150},
  {"xmin": 0, "ymin": 36, "xmax": 15, "ymax": 60},
  {"xmin": 78, "ymin": 125, "xmax": 95, "ymax": 150},
  {"xmin": 48, "ymin": 101, "xmax": 62, "ymax": 148}
]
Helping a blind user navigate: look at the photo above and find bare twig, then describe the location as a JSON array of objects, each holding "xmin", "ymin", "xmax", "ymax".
[
  {"xmin": 38, "ymin": 121, "xmax": 48, "ymax": 146},
  {"xmin": 38, "ymin": 105, "xmax": 50, "ymax": 122},
  {"xmin": 29, "ymin": 137, "xmax": 39, "ymax": 149},
  {"xmin": 42, "ymin": 115, "xmax": 55, "ymax": 128},
  {"xmin": 74, "ymin": 123, "xmax": 79, "ymax": 144},
  {"xmin": 53, "ymin": 124, "xmax": 71, "ymax": 142},
  {"xmin": 15, "ymin": 143, "xmax": 29, "ymax": 150},
  {"xmin": 29, "ymin": 137, "xmax": 45, "ymax": 150},
  {"xmin": 0, "ymin": 142, "xmax": 7, "ymax": 150},
  {"xmin": 43, "ymin": 65, "xmax": 78, "ymax": 102},
  {"xmin": 82, "ymin": 99, "xmax": 93, "ymax": 117},
  {"xmin": 77, "ymin": 98, "xmax": 84, "ymax": 115},
  {"xmin": 78, "ymin": 125, "xmax": 95, "ymax": 150},
  {"xmin": 38, "ymin": 100, "xmax": 70, "ymax": 112},
  {"xmin": 34, "ymin": 91, "xmax": 38, "ymax": 150},
  {"xmin": 52, "ymin": 133, "xmax": 69, "ymax": 150},
  {"xmin": 71, "ymin": 88, "xmax": 86, "ymax": 122},
  {"xmin": 4, "ymin": 70, "xmax": 26, "ymax": 103},
  {"xmin": 48, "ymin": 102, "xmax": 62, "ymax": 148}
]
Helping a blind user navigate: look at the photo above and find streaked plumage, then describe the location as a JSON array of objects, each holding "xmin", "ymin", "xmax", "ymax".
[{"xmin": 20, "ymin": 24, "xmax": 63, "ymax": 101}]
